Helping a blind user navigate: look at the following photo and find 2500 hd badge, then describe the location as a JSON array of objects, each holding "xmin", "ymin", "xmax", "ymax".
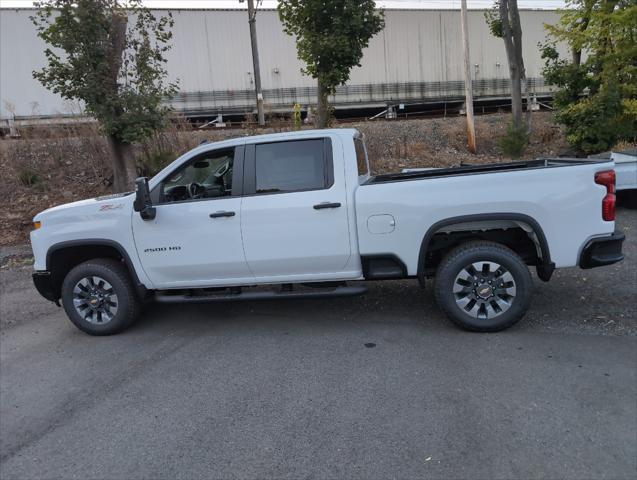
[{"xmin": 144, "ymin": 246, "xmax": 182, "ymax": 253}]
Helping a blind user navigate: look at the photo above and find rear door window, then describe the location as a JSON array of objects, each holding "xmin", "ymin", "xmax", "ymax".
[
  {"xmin": 254, "ymin": 139, "xmax": 331, "ymax": 194},
  {"xmin": 354, "ymin": 137, "xmax": 370, "ymax": 176}
]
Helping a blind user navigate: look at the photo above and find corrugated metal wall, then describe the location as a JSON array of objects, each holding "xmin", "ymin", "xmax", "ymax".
[{"xmin": 0, "ymin": 8, "xmax": 565, "ymax": 119}]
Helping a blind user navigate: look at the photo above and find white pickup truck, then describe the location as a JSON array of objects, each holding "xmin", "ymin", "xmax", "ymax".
[{"xmin": 30, "ymin": 128, "xmax": 625, "ymax": 335}]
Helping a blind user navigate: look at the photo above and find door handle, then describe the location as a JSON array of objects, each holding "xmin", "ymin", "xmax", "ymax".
[
  {"xmin": 209, "ymin": 211, "xmax": 236, "ymax": 218},
  {"xmin": 313, "ymin": 202, "xmax": 341, "ymax": 210}
]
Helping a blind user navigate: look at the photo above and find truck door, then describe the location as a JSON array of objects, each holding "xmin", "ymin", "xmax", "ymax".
[
  {"xmin": 132, "ymin": 145, "xmax": 253, "ymax": 288},
  {"xmin": 240, "ymin": 137, "xmax": 352, "ymax": 280}
]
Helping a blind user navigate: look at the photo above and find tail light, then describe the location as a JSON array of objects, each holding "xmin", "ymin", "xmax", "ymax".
[{"xmin": 595, "ymin": 170, "xmax": 616, "ymax": 221}]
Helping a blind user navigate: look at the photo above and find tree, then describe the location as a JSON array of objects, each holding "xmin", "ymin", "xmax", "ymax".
[
  {"xmin": 540, "ymin": 0, "xmax": 636, "ymax": 153},
  {"xmin": 31, "ymin": 0, "xmax": 177, "ymax": 192},
  {"xmin": 485, "ymin": 0, "xmax": 531, "ymax": 133},
  {"xmin": 278, "ymin": 0, "xmax": 384, "ymax": 128}
]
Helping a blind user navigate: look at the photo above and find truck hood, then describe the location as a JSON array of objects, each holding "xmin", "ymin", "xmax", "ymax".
[{"xmin": 33, "ymin": 192, "xmax": 134, "ymax": 222}]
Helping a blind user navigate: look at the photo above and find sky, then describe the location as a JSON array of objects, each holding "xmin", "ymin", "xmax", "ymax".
[{"xmin": 0, "ymin": 1, "xmax": 568, "ymax": 10}]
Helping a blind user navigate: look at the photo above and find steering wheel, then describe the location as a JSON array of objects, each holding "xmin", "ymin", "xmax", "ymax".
[{"xmin": 188, "ymin": 182, "xmax": 205, "ymax": 199}]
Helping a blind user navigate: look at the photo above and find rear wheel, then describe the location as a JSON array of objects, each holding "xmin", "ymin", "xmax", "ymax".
[
  {"xmin": 61, "ymin": 258, "xmax": 140, "ymax": 335},
  {"xmin": 434, "ymin": 241, "xmax": 533, "ymax": 332}
]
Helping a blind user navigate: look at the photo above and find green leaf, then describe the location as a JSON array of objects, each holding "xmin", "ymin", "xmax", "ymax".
[{"xmin": 278, "ymin": 0, "xmax": 384, "ymax": 92}]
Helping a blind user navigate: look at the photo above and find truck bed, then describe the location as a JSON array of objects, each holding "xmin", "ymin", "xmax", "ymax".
[
  {"xmin": 364, "ymin": 158, "xmax": 607, "ymax": 184},
  {"xmin": 355, "ymin": 155, "xmax": 616, "ymax": 272}
]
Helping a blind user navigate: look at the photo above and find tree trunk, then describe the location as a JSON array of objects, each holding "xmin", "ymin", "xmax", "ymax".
[
  {"xmin": 106, "ymin": 12, "xmax": 130, "ymax": 191},
  {"xmin": 509, "ymin": 65, "xmax": 524, "ymax": 130},
  {"xmin": 316, "ymin": 78, "xmax": 329, "ymax": 129},
  {"xmin": 573, "ymin": 0, "xmax": 594, "ymax": 67},
  {"xmin": 500, "ymin": 0, "xmax": 526, "ymax": 131},
  {"xmin": 108, "ymin": 134, "xmax": 137, "ymax": 193},
  {"xmin": 509, "ymin": 2, "xmax": 531, "ymax": 132}
]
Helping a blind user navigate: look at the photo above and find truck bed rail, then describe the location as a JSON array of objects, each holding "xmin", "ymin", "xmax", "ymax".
[{"xmin": 364, "ymin": 158, "xmax": 609, "ymax": 184}]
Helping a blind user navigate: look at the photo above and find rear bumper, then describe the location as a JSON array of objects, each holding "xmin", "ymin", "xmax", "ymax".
[
  {"xmin": 579, "ymin": 231, "xmax": 625, "ymax": 269},
  {"xmin": 32, "ymin": 271, "xmax": 58, "ymax": 303}
]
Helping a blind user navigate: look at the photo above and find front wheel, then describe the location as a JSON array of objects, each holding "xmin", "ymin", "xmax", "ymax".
[
  {"xmin": 434, "ymin": 241, "xmax": 534, "ymax": 332},
  {"xmin": 61, "ymin": 258, "xmax": 141, "ymax": 335}
]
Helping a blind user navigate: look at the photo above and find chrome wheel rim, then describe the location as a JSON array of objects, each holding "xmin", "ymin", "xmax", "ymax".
[
  {"xmin": 453, "ymin": 261, "xmax": 516, "ymax": 320},
  {"xmin": 72, "ymin": 276, "xmax": 118, "ymax": 324}
]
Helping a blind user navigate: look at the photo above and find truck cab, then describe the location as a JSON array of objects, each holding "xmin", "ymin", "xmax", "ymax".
[{"xmin": 132, "ymin": 131, "xmax": 362, "ymax": 288}]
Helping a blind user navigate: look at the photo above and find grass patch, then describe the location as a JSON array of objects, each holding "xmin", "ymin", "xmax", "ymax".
[{"xmin": 17, "ymin": 166, "xmax": 41, "ymax": 187}]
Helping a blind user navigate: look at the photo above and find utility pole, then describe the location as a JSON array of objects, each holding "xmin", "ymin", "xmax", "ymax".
[
  {"xmin": 460, "ymin": 0, "xmax": 476, "ymax": 154},
  {"xmin": 247, "ymin": 0, "xmax": 265, "ymax": 126}
]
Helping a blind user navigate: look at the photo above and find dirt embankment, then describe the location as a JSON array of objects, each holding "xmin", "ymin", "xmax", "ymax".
[{"xmin": 0, "ymin": 112, "xmax": 569, "ymax": 246}]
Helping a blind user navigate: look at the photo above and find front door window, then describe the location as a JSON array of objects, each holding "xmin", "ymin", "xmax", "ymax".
[{"xmin": 161, "ymin": 150, "xmax": 234, "ymax": 203}]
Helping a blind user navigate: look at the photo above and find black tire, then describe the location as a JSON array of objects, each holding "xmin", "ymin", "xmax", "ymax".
[
  {"xmin": 434, "ymin": 241, "xmax": 533, "ymax": 332},
  {"xmin": 61, "ymin": 258, "xmax": 140, "ymax": 336}
]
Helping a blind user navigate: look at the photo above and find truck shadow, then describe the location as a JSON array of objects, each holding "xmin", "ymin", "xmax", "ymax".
[{"xmin": 133, "ymin": 280, "xmax": 455, "ymax": 334}]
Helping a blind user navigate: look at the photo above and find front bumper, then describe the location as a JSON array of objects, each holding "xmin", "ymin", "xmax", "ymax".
[
  {"xmin": 32, "ymin": 271, "xmax": 59, "ymax": 303},
  {"xmin": 579, "ymin": 230, "xmax": 625, "ymax": 269}
]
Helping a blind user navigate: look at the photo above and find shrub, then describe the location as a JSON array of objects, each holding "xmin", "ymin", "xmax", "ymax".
[
  {"xmin": 555, "ymin": 85, "xmax": 636, "ymax": 155},
  {"xmin": 539, "ymin": 1, "xmax": 637, "ymax": 155},
  {"xmin": 17, "ymin": 165, "xmax": 41, "ymax": 187},
  {"xmin": 499, "ymin": 123, "xmax": 529, "ymax": 158}
]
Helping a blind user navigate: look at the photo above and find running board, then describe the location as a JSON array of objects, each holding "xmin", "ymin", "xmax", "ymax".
[{"xmin": 154, "ymin": 285, "xmax": 368, "ymax": 304}]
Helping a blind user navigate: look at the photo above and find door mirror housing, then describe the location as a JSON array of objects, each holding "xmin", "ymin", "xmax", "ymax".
[{"xmin": 133, "ymin": 177, "xmax": 156, "ymax": 220}]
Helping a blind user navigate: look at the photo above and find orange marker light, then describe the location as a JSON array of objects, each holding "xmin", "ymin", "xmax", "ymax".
[{"xmin": 33, "ymin": 221, "xmax": 42, "ymax": 229}]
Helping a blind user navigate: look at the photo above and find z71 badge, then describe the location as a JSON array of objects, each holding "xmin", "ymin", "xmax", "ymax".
[{"xmin": 99, "ymin": 203, "xmax": 124, "ymax": 211}]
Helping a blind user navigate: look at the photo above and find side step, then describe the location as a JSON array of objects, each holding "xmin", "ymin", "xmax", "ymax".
[{"xmin": 154, "ymin": 285, "xmax": 368, "ymax": 304}]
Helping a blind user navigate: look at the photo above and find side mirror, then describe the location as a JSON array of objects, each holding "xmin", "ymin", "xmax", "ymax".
[{"xmin": 133, "ymin": 177, "xmax": 156, "ymax": 220}]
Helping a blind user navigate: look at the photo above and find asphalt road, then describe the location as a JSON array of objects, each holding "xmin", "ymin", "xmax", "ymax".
[{"xmin": 1, "ymin": 208, "xmax": 636, "ymax": 480}]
